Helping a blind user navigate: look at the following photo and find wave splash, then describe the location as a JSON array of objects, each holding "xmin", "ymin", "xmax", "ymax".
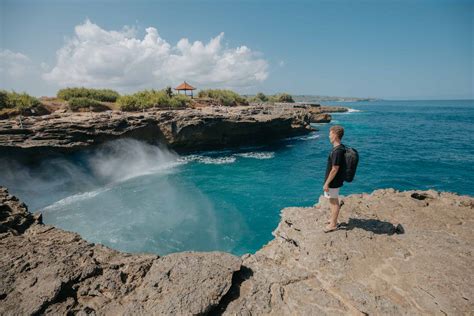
[{"xmin": 179, "ymin": 150, "xmax": 276, "ymax": 165}]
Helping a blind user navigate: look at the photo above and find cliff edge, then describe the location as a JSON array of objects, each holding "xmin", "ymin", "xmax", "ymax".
[{"xmin": 1, "ymin": 187, "xmax": 472, "ymax": 314}]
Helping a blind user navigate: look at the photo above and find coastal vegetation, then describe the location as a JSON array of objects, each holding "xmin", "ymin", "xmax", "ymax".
[
  {"xmin": 57, "ymin": 87, "xmax": 120, "ymax": 102},
  {"xmin": 117, "ymin": 89, "xmax": 190, "ymax": 111},
  {"xmin": 0, "ymin": 90, "xmax": 41, "ymax": 110},
  {"xmin": 67, "ymin": 97, "xmax": 109, "ymax": 112},
  {"xmin": 0, "ymin": 87, "xmax": 300, "ymax": 118},
  {"xmin": 198, "ymin": 89, "xmax": 248, "ymax": 106},
  {"xmin": 248, "ymin": 92, "xmax": 295, "ymax": 103}
]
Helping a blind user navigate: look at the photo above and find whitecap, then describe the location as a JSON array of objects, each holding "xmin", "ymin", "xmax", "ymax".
[
  {"xmin": 348, "ymin": 108, "xmax": 361, "ymax": 112},
  {"xmin": 235, "ymin": 152, "xmax": 275, "ymax": 159}
]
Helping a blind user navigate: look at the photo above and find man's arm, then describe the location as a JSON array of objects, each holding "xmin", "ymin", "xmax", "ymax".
[{"xmin": 323, "ymin": 165, "xmax": 340, "ymax": 191}]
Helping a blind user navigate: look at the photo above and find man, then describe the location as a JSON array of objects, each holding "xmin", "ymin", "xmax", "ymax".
[{"xmin": 323, "ymin": 125, "xmax": 346, "ymax": 233}]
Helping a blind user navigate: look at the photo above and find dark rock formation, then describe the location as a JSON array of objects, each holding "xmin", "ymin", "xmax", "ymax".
[{"xmin": 0, "ymin": 105, "xmax": 313, "ymax": 155}]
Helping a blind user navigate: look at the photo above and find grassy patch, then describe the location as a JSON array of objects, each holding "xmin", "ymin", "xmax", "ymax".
[
  {"xmin": 118, "ymin": 89, "xmax": 191, "ymax": 111},
  {"xmin": 57, "ymin": 87, "xmax": 120, "ymax": 102},
  {"xmin": 248, "ymin": 92, "xmax": 295, "ymax": 103},
  {"xmin": 197, "ymin": 89, "xmax": 248, "ymax": 107},
  {"xmin": 0, "ymin": 90, "xmax": 41, "ymax": 110}
]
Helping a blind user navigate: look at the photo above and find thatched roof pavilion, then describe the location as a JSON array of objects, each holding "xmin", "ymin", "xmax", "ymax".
[{"xmin": 175, "ymin": 81, "xmax": 196, "ymax": 98}]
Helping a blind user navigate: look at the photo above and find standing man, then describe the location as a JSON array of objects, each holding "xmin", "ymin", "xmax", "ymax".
[{"xmin": 323, "ymin": 125, "xmax": 346, "ymax": 232}]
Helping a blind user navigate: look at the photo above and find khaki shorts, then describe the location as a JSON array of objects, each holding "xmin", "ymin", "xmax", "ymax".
[{"xmin": 324, "ymin": 188, "xmax": 340, "ymax": 199}]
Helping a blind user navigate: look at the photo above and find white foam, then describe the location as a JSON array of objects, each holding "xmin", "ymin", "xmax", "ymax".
[
  {"xmin": 332, "ymin": 108, "xmax": 362, "ymax": 115},
  {"xmin": 348, "ymin": 108, "xmax": 361, "ymax": 112},
  {"xmin": 235, "ymin": 152, "xmax": 275, "ymax": 159},
  {"xmin": 42, "ymin": 187, "xmax": 110, "ymax": 212},
  {"xmin": 300, "ymin": 134, "xmax": 320, "ymax": 141},
  {"xmin": 178, "ymin": 155, "xmax": 236, "ymax": 165},
  {"xmin": 285, "ymin": 133, "xmax": 320, "ymax": 141}
]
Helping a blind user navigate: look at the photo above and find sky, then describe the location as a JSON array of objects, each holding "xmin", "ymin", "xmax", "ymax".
[{"xmin": 0, "ymin": 0, "xmax": 473, "ymax": 99}]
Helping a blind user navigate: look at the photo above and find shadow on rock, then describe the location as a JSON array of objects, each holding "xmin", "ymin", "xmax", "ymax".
[
  {"xmin": 209, "ymin": 266, "xmax": 254, "ymax": 315},
  {"xmin": 339, "ymin": 218, "xmax": 405, "ymax": 235}
]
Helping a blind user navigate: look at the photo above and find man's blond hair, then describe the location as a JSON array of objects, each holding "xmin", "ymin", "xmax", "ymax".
[{"xmin": 330, "ymin": 125, "xmax": 344, "ymax": 140}]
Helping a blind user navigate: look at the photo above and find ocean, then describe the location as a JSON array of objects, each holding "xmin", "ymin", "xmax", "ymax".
[{"xmin": 1, "ymin": 100, "xmax": 473, "ymax": 256}]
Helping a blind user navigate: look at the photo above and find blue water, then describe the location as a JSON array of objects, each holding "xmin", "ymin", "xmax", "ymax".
[{"xmin": 1, "ymin": 100, "xmax": 473, "ymax": 256}]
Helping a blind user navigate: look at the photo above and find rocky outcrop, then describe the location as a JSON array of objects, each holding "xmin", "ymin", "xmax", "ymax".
[
  {"xmin": 319, "ymin": 105, "xmax": 349, "ymax": 113},
  {"xmin": 222, "ymin": 189, "xmax": 474, "ymax": 315},
  {"xmin": 2, "ymin": 187, "xmax": 471, "ymax": 315},
  {"xmin": 0, "ymin": 187, "xmax": 241, "ymax": 315},
  {"xmin": 0, "ymin": 105, "xmax": 313, "ymax": 155},
  {"xmin": 310, "ymin": 113, "xmax": 332, "ymax": 123}
]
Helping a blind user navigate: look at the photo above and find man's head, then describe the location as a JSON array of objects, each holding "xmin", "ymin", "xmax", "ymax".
[{"xmin": 329, "ymin": 125, "xmax": 344, "ymax": 144}]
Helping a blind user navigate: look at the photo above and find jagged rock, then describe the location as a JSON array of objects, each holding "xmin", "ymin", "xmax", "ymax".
[
  {"xmin": 222, "ymin": 189, "xmax": 474, "ymax": 315},
  {"xmin": 0, "ymin": 187, "xmax": 241, "ymax": 315},
  {"xmin": 310, "ymin": 113, "xmax": 332, "ymax": 123},
  {"xmin": 0, "ymin": 105, "xmax": 314, "ymax": 154}
]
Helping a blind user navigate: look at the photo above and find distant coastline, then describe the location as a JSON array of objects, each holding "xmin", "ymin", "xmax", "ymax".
[{"xmin": 293, "ymin": 95, "xmax": 382, "ymax": 103}]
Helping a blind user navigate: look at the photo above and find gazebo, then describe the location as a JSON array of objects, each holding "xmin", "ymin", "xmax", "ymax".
[{"xmin": 174, "ymin": 81, "xmax": 196, "ymax": 98}]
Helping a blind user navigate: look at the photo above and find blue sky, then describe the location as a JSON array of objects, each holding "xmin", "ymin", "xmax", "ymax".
[{"xmin": 1, "ymin": 0, "xmax": 473, "ymax": 99}]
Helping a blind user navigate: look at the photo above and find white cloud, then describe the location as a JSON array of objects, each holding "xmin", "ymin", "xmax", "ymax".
[
  {"xmin": 0, "ymin": 49, "xmax": 33, "ymax": 78},
  {"xmin": 43, "ymin": 19, "xmax": 268, "ymax": 90}
]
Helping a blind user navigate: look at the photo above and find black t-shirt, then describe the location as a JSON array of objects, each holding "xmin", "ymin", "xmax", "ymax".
[{"xmin": 325, "ymin": 144, "xmax": 346, "ymax": 188}]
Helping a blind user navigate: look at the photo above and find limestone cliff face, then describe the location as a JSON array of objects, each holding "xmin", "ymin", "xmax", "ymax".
[
  {"xmin": 1, "ymin": 187, "xmax": 472, "ymax": 315},
  {"xmin": 0, "ymin": 105, "xmax": 314, "ymax": 154}
]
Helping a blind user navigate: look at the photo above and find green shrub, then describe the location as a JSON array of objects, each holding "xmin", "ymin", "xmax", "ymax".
[
  {"xmin": 117, "ymin": 95, "xmax": 140, "ymax": 111},
  {"xmin": 274, "ymin": 93, "xmax": 295, "ymax": 103},
  {"xmin": 57, "ymin": 87, "xmax": 120, "ymax": 102},
  {"xmin": 255, "ymin": 92, "xmax": 268, "ymax": 102},
  {"xmin": 169, "ymin": 94, "xmax": 191, "ymax": 108},
  {"xmin": 118, "ymin": 89, "xmax": 190, "ymax": 111},
  {"xmin": 198, "ymin": 89, "xmax": 248, "ymax": 106},
  {"xmin": 0, "ymin": 90, "xmax": 8, "ymax": 109},
  {"xmin": 68, "ymin": 97, "xmax": 105, "ymax": 111},
  {"xmin": 0, "ymin": 90, "xmax": 41, "ymax": 110},
  {"xmin": 247, "ymin": 92, "xmax": 269, "ymax": 103}
]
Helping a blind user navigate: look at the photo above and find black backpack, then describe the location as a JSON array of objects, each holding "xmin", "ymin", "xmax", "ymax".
[{"xmin": 344, "ymin": 146, "xmax": 359, "ymax": 182}]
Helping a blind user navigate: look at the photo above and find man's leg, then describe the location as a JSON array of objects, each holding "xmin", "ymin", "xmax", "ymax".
[{"xmin": 327, "ymin": 197, "xmax": 340, "ymax": 229}]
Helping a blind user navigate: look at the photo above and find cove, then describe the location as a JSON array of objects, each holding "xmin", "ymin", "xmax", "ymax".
[{"xmin": 1, "ymin": 100, "xmax": 473, "ymax": 256}]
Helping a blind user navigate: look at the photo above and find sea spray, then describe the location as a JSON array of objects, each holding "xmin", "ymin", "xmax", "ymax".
[{"xmin": 88, "ymin": 139, "xmax": 181, "ymax": 183}]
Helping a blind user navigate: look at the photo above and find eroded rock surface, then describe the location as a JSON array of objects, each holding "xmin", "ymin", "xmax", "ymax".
[
  {"xmin": 0, "ymin": 105, "xmax": 313, "ymax": 154},
  {"xmin": 222, "ymin": 189, "xmax": 474, "ymax": 315},
  {"xmin": 2, "ymin": 187, "xmax": 471, "ymax": 315},
  {"xmin": 0, "ymin": 187, "xmax": 241, "ymax": 315}
]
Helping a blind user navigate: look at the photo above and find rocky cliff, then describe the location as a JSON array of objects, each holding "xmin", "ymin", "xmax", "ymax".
[
  {"xmin": 0, "ymin": 105, "xmax": 313, "ymax": 155},
  {"xmin": 1, "ymin": 187, "xmax": 472, "ymax": 315},
  {"xmin": 0, "ymin": 187, "xmax": 241, "ymax": 315}
]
